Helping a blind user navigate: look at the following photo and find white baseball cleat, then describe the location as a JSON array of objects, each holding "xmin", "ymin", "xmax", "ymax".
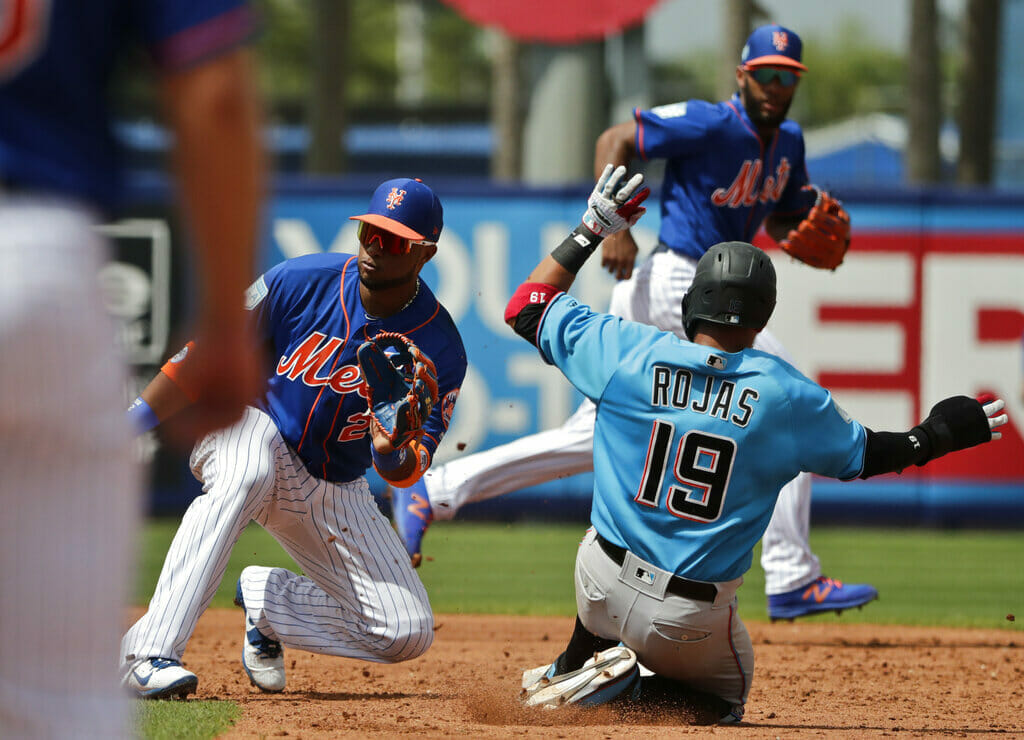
[
  {"xmin": 235, "ymin": 574, "xmax": 286, "ymax": 692},
  {"xmin": 241, "ymin": 615, "xmax": 286, "ymax": 692},
  {"xmin": 124, "ymin": 657, "xmax": 198, "ymax": 699},
  {"xmin": 520, "ymin": 645, "xmax": 640, "ymax": 708}
]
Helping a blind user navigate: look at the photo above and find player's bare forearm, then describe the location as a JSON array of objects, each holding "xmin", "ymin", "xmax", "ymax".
[
  {"xmin": 600, "ymin": 230, "xmax": 640, "ymax": 280},
  {"xmin": 593, "ymin": 121, "xmax": 637, "ymax": 179},
  {"xmin": 160, "ymin": 48, "xmax": 266, "ymax": 434},
  {"xmin": 140, "ymin": 371, "xmax": 195, "ymax": 425},
  {"xmin": 526, "ymin": 255, "xmax": 577, "ymax": 294},
  {"xmin": 594, "ymin": 123, "xmax": 640, "ymax": 278},
  {"xmin": 369, "ymin": 420, "xmax": 422, "ymax": 484},
  {"xmin": 160, "ymin": 48, "xmax": 266, "ymax": 332}
]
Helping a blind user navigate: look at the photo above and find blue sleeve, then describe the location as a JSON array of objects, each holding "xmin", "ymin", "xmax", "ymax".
[
  {"xmin": 537, "ymin": 295, "xmax": 657, "ymax": 402},
  {"xmin": 244, "ymin": 261, "xmax": 289, "ymax": 342},
  {"xmin": 635, "ymin": 102, "xmax": 711, "ymax": 160},
  {"xmin": 787, "ymin": 379, "xmax": 867, "ymax": 480}
]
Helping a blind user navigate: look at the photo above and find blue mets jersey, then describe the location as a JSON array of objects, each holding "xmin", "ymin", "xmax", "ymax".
[
  {"xmin": 246, "ymin": 253, "xmax": 466, "ymax": 483},
  {"xmin": 0, "ymin": 0, "xmax": 256, "ymax": 211},
  {"xmin": 537, "ymin": 295, "xmax": 865, "ymax": 583},
  {"xmin": 635, "ymin": 94, "xmax": 813, "ymax": 259}
]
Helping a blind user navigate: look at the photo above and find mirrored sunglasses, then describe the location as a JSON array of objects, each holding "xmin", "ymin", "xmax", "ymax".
[
  {"xmin": 748, "ymin": 67, "xmax": 799, "ymax": 87},
  {"xmin": 357, "ymin": 221, "xmax": 432, "ymax": 255}
]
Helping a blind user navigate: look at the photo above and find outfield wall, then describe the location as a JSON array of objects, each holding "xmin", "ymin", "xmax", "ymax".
[{"xmin": 119, "ymin": 178, "xmax": 1024, "ymax": 525}]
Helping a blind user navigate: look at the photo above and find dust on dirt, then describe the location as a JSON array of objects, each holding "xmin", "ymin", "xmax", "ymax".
[{"xmin": 160, "ymin": 609, "xmax": 1022, "ymax": 738}]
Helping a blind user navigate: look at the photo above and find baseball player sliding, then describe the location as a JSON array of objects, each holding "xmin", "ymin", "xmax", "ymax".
[
  {"xmin": 510, "ymin": 165, "xmax": 1007, "ymax": 720},
  {"xmin": 392, "ymin": 23, "xmax": 869, "ymax": 621},
  {"xmin": 121, "ymin": 178, "xmax": 466, "ymax": 699}
]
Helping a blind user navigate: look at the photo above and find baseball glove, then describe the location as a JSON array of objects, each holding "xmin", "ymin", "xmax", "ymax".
[
  {"xmin": 357, "ymin": 332, "xmax": 439, "ymax": 450},
  {"xmin": 779, "ymin": 188, "xmax": 851, "ymax": 270}
]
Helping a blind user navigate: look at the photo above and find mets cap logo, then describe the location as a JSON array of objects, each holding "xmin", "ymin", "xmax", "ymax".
[
  {"xmin": 385, "ymin": 187, "xmax": 406, "ymax": 210},
  {"xmin": 772, "ymin": 31, "xmax": 789, "ymax": 51}
]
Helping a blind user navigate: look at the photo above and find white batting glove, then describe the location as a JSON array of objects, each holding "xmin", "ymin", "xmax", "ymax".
[
  {"xmin": 582, "ymin": 164, "xmax": 650, "ymax": 237},
  {"xmin": 984, "ymin": 398, "xmax": 1008, "ymax": 440}
]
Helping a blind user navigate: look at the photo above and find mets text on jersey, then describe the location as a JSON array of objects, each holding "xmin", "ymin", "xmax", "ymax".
[
  {"xmin": 276, "ymin": 332, "xmax": 369, "ymax": 398},
  {"xmin": 711, "ymin": 159, "xmax": 792, "ymax": 208}
]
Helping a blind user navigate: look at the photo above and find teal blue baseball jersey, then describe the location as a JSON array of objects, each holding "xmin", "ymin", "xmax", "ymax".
[{"xmin": 537, "ymin": 294, "xmax": 866, "ymax": 583}]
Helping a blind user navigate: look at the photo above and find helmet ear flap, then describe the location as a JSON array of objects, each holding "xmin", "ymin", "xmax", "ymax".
[{"xmin": 681, "ymin": 292, "xmax": 693, "ymax": 339}]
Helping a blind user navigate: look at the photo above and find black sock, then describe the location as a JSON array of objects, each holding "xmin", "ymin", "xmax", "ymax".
[{"xmin": 555, "ymin": 616, "xmax": 619, "ymax": 673}]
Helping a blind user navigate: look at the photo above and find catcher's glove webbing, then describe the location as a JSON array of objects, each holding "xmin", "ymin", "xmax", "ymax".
[
  {"xmin": 779, "ymin": 188, "xmax": 851, "ymax": 270},
  {"xmin": 357, "ymin": 332, "xmax": 439, "ymax": 450}
]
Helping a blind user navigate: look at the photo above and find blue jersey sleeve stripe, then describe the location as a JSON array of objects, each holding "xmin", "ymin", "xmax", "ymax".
[{"xmin": 151, "ymin": 6, "xmax": 258, "ymax": 71}]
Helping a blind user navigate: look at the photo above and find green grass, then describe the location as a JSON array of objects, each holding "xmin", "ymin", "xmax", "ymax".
[
  {"xmin": 136, "ymin": 519, "xmax": 1024, "ymax": 628},
  {"xmin": 135, "ymin": 700, "xmax": 238, "ymax": 740}
]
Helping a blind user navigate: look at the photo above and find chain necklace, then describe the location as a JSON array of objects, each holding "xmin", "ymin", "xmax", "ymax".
[{"xmin": 399, "ymin": 278, "xmax": 421, "ymax": 312}]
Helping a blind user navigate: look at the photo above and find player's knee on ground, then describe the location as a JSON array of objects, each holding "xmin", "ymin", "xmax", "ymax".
[{"xmin": 366, "ymin": 610, "xmax": 434, "ymax": 662}]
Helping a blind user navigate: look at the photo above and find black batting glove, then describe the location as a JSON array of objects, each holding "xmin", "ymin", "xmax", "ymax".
[{"xmin": 911, "ymin": 395, "xmax": 1001, "ymax": 465}]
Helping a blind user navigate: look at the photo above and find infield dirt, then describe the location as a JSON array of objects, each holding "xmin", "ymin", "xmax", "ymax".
[{"xmin": 155, "ymin": 608, "xmax": 1023, "ymax": 738}]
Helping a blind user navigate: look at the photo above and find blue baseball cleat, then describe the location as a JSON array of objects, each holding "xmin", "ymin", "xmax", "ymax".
[
  {"xmin": 391, "ymin": 478, "xmax": 433, "ymax": 568},
  {"xmin": 767, "ymin": 576, "xmax": 878, "ymax": 621}
]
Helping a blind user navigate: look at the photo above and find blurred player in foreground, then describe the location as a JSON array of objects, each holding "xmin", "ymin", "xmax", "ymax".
[
  {"xmin": 393, "ymin": 23, "xmax": 870, "ymax": 621},
  {"xmin": 509, "ymin": 166, "xmax": 1007, "ymax": 721},
  {"xmin": 120, "ymin": 178, "xmax": 466, "ymax": 699},
  {"xmin": 0, "ymin": 1, "xmax": 263, "ymax": 736}
]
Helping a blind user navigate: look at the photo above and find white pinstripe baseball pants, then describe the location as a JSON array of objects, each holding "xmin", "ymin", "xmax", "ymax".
[
  {"xmin": 122, "ymin": 407, "xmax": 433, "ymax": 672},
  {"xmin": 1, "ymin": 199, "xmax": 139, "ymax": 739},
  {"xmin": 424, "ymin": 248, "xmax": 819, "ymax": 595}
]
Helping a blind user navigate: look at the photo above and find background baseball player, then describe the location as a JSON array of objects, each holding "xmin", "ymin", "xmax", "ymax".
[
  {"xmin": 392, "ymin": 23, "xmax": 870, "ymax": 620},
  {"xmin": 510, "ymin": 166, "xmax": 1007, "ymax": 720},
  {"xmin": 0, "ymin": 1, "xmax": 263, "ymax": 735},
  {"xmin": 120, "ymin": 178, "xmax": 467, "ymax": 698}
]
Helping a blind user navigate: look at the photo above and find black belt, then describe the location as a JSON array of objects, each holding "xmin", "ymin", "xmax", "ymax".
[{"xmin": 595, "ymin": 533, "xmax": 718, "ymax": 603}]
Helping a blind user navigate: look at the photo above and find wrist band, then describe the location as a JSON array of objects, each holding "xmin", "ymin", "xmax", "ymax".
[
  {"xmin": 550, "ymin": 225, "xmax": 604, "ymax": 275},
  {"xmin": 372, "ymin": 445, "xmax": 408, "ymax": 472},
  {"xmin": 127, "ymin": 397, "xmax": 159, "ymax": 433}
]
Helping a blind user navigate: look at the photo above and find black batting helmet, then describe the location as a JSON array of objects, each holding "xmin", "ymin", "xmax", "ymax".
[{"xmin": 681, "ymin": 241, "xmax": 777, "ymax": 338}]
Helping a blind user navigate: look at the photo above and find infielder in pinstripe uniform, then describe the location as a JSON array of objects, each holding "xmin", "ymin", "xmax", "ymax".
[
  {"xmin": 121, "ymin": 178, "xmax": 467, "ymax": 699},
  {"xmin": 1, "ymin": 0, "xmax": 263, "ymax": 734},
  {"xmin": 392, "ymin": 24, "xmax": 875, "ymax": 621}
]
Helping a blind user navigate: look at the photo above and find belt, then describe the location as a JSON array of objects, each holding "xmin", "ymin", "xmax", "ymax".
[{"xmin": 595, "ymin": 533, "xmax": 718, "ymax": 603}]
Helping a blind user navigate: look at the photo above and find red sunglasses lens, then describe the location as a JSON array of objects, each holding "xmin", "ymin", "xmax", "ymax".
[{"xmin": 357, "ymin": 222, "xmax": 410, "ymax": 254}]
